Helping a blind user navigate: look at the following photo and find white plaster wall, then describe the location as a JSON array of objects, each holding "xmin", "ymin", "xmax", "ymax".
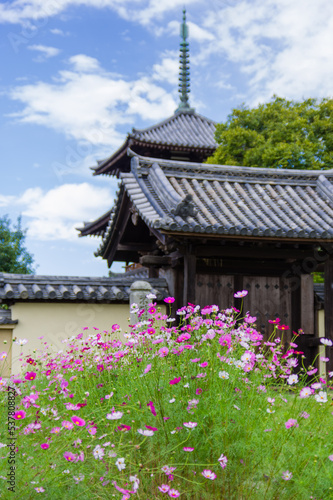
[{"xmin": 10, "ymin": 303, "xmax": 131, "ymax": 375}]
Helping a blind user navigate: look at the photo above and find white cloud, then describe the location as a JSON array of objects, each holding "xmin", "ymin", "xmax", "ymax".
[
  {"xmin": 28, "ymin": 44, "xmax": 60, "ymax": 61},
  {"xmin": 28, "ymin": 44, "xmax": 60, "ymax": 57},
  {"xmin": 152, "ymin": 52, "xmax": 178, "ymax": 85},
  {"xmin": 0, "ymin": 194, "xmax": 15, "ymax": 207},
  {"xmin": 13, "ymin": 183, "xmax": 115, "ymax": 241},
  {"xmin": 50, "ymin": 28, "xmax": 66, "ymax": 35},
  {"xmin": 8, "ymin": 53, "xmax": 176, "ymax": 147},
  {"xmin": 68, "ymin": 54, "xmax": 100, "ymax": 72}
]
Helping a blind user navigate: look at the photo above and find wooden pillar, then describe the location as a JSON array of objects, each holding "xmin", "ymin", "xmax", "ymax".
[
  {"xmin": 324, "ymin": 257, "xmax": 333, "ymax": 373},
  {"xmin": 183, "ymin": 253, "xmax": 196, "ymax": 305}
]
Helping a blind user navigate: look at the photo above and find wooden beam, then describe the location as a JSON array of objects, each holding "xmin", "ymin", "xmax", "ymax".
[
  {"xmin": 324, "ymin": 256, "xmax": 333, "ymax": 373},
  {"xmin": 183, "ymin": 253, "xmax": 196, "ymax": 305},
  {"xmin": 194, "ymin": 245, "xmax": 315, "ymax": 260},
  {"xmin": 139, "ymin": 255, "xmax": 172, "ymax": 266}
]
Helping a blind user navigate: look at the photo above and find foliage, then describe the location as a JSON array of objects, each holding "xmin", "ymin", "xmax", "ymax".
[
  {"xmin": 207, "ymin": 96, "xmax": 333, "ymax": 170},
  {"xmin": 0, "ymin": 215, "xmax": 35, "ymax": 274},
  {"xmin": 0, "ymin": 297, "xmax": 332, "ymax": 499}
]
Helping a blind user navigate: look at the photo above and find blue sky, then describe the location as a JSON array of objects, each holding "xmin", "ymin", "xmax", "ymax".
[{"xmin": 1, "ymin": 0, "xmax": 333, "ymax": 276}]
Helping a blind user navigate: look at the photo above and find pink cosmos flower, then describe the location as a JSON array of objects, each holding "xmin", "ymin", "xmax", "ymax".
[
  {"xmin": 183, "ymin": 447, "xmax": 194, "ymax": 452},
  {"xmin": 71, "ymin": 416, "xmax": 86, "ymax": 426},
  {"xmin": 329, "ymin": 455, "xmax": 333, "ymax": 461},
  {"xmin": 202, "ymin": 469, "xmax": 216, "ymax": 480},
  {"xmin": 285, "ymin": 418, "xmax": 298, "ymax": 429},
  {"xmin": 200, "ymin": 362, "xmax": 208, "ymax": 368},
  {"xmin": 51, "ymin": 427, "xmax": 61, "ymax": 434},
  {"xmin": 106, "ymin": 411, "xmax": 123, "ymax": 420},
  {"xmin": 35, "ymin": 487, "xmax": 45, "ymax": 493},
  {"xmin": 14, "ymin": 410, "xmax": 26, "ymax": 420},
  {"xmin": 158, "ymin": 484, "xmax": 170, "ymax": 493},
  {"xmin": 218, "ymin": 454, "xmax": 228, "ymax": 469},
  {"xmin": 40, "ymin": 443, "xmax": 49, "ymax": 450},
  {"xmin": 282, "ymin": 470, "xmax": 292, "ymax": 480},
  {"xmin": 62, "ymin": 420, "xmax": 74, "ymax": 430},
  {"xmin": 97, "ymin": 364, "xmax": 104, "ymax": 372},
  {"xmin": 64, "ymin": 451, "xmax": 77, "ymax": 462},
  {"xmin": 169, "ymin": 377, "xmax": 181, "ymax": 385},
  {"xmin": 25, "ymin": 372, "xmax": 36, "ymax": 381},
  {"xmin": 299, "ymin": 387, "xmax": 312, "ymax": 398},
  {"xmin": 144, "ymin": 364, "xmax": 152, "ymax": 374},
  {"xmin": 191, "ymin": 358, "xmax": 200, "ymax": 363},
  {"xmin": 164, "ymin": 297, "xmax": 175, "ymax": 304},
  {"xmin": 147, "ymin": 401, "xmax": 157, "ymax": 416},
  {"xmin": 300, "ymin": 411, "xmax": 310, "ymax": 419},
  {"xmin": 147, "ymin": 327, "xmax": 155, "ymax": 335},
  {"xmin": 88, "ymin": 427, "xmax": 97, "ymax": 435},
  {"xmin": 168, "ymin": 489, "xmax": 180, "ymax": 498},
  {"xmin": 307, "ymin": 368, "xmax": 317, "ymax": 376},
  {"xmin": 196, "ymin": 388, "xmax": 203, "ymax": 395},
  {"xmin": 234, "ymin": 290, "xmax": 248, "ymax": 298},
  {"xmin": 158, "ymin": 347, "xmax": 169, "ymax": 358}
]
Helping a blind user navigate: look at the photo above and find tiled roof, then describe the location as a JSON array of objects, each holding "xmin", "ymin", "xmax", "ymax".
[
  {"xmin": 0, "ymin": 309, "xmax": 18, "ymax": 325},
  {"xmin": 0, "ymin": 273, "xmax": 168, "ymax": 303},
  {"xmin": 77, "ymin": 209, "xmax": 113, "ymax": 237},
  {"xmin": 130, "ymin": 110, "xmax": 217, "ymax": 149},
  {"xmin": 96, "ymin": 155, "xmax": 333, "ymax": 255},
  {"xmin": 92, "ymin": 111, "xmax": 217, "ymax": 177}
]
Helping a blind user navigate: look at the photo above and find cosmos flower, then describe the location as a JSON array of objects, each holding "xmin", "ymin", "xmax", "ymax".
[
  {"xmin": 115, "ymin": 457, "xmax": 126, "ymax": 471},
  {"xmin": 183, "ymin": 422, "xmax": 197, "ymax": 429},
  {"xmin": 282, "ymin": 470, "xmax": 292, "ymax": 480},
  {"xmin": 219, "ymin": 371, "xmax": 229, "ymax": 380},
  {"xmin": 168, "ymin": 489, "xmax": 180, "ymax": 498},
  {"xmin": 164, "ymin": 297, "xmax": 175, "ymax": 304},
  {"xmin": 218, "ymin": 454, "xmax": 228, "ymax": 469},
  {"xmin": 158, "ymin": 484, "xmax": 170, "ymax": 493},
  {"xmin": 320, "ymin": 338, "xmax": 333, "ymax": 347},
  {"xmin": 64, "ymin": 451, "xmax": 77, "ymax": 462},
  {"xmin": 183, "ymin": 447, "xmax": 194, "ymax": 452},
  {"xmin": 234, "ymin": 290, "xmax": 248, "ymax": 298},
  {"xmin": 169, "ymin": 377, "xmax": 181, "ymax": 385},
  {"xmin": 315, "ymin": 391, "xmax": 328, "ymax": 403},
  {"xmin": 14, "ymin": 411, "xmax": 26, "ymax": 420},
  {"xmin": 137, "ymin": 429, "xmax": 154, "ymax": 436},
  {"xmin": 71, "ymin": 416, "xmax": 86, "ymax": 426},
  {"xmin": 40, "ymin": 443, "xmax": 49, "ymax": 450},
  {"xmin": 201, "ymin": 470, "xmax": 216, "ymax": 480},
  {"xmin": 106, "ymin": 411, "xmax": 123, "ymax": 420}
]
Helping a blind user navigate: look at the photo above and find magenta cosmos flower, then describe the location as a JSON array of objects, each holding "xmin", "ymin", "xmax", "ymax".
[
  {"xmin": 183, "ymin": 447, "xmax": 194, "ymax": 452},
  {"xmin": 147, "ymin": 401, "xmax": 157, "ymax": 416},
  {"xmin": 40, "ymin": 443, "xmax": 49, "ymax": 450},
  {"xmin": 164, "ymin": 297, "xmax": 175, "ymax": 304},
  {"xmin": 71, "ymin": 415, "xmax": 86, "ymax": 426},
  {"xmin": 234, "ymin": 290, "xmax": 248, "ymax": 298},
  {"xmin": 169, "ymin": 377, "xmax": 181, "ymax": 385},
  {"xmin": 14, "ymin": 410, "xmax": 26, "ymax": 420},
  {"xmin": 64, "ymin": 451, "xmax": 77, "ymax": 462},
  {"xmin": 24, "ymin": 372, "xmax": 36, "ymax": 381}
]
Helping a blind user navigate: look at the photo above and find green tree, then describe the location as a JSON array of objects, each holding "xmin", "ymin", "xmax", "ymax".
[
  {"xmin": 0, "ymin": 215, "xmax": 35, "ymax": 274},
  {"xmin": 207, "ymin": 96, "xmax": 333, "ymax": 170}
]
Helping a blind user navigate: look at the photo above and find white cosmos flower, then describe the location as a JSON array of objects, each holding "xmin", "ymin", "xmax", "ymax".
[
  {"xmin": 320, "ymin": 338, "xmax": 333, "ymax": 346},
  {"xmin": 169, "ymin": 398, "xmax": 176, "ymax": 403},
  {"xmin": 15, "ymin": 339, "xmax": 28, "ymax": 346},
  {"xmin": 93, "ymin": 445, "xmax": 104, "ymax": 460},
  {"xmin": 183, "ymin": 422, "xmax": 197, "ymax": 429},
  {"xmin": 219, "ymin": 371, "xmax": 229, "ymax": 379},
  {"xmin": 287, "ymin": 374, "xmax": 298, "ymax": 385},
  {"xmin": 315, "ymin": 391, "xmax": 328, "ymax": 403},
  {"xmin": 106, "ymin": 411, "xmax": 123, "ymax": 420},
  {"xmin": 137, "ymin": 429, "xmax": 154, "ymax": 436},
  {"xmin": 115, "ymin": 457, "xmax": 126, "ymax": 471}
]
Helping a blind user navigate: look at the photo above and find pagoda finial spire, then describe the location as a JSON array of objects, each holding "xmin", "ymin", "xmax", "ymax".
[{"xmin": 175, "ymin": 9, "xmax": 194, "ymax": 113}]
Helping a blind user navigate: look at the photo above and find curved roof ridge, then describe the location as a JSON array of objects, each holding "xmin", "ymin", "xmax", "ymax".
[{"xmin": 130, "ymin": 110, "xmax": 216, "ymax": 136}]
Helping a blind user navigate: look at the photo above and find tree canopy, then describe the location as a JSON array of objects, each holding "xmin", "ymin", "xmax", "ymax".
[
  {"xmin": 0, "ymin": 215, "xmax": 35, "ymax": 274},
  {"xmin": 207, "ymin": 96, "xmax": 333, "ymax": 170}
]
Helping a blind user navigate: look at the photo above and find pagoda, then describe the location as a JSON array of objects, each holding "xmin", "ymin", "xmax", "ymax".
[{"xmin": 79, "ymin": 10, "xmax": 217, "ymax": 239}]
